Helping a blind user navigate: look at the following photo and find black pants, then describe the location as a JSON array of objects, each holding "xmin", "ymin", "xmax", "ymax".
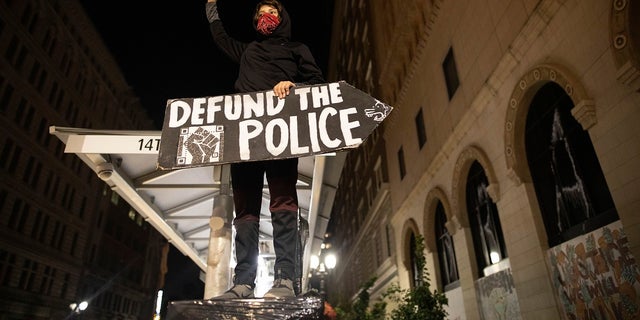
[
  {"xmin": 230, "ymin": 158, "xmax": 299, "ymax": 286},
  {"xmin": 231, "ymin": 158, "xmax": 299, "ymax": 220}
]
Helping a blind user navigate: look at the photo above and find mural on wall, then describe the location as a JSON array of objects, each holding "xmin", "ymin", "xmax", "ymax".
[
  {"xmin": 547, "ymin": 221, "xmax": 640, "ymax": 319},
  {"xmin": 444, "ymin": 286, "xmax": 465, "ymax": 320},
  {"xmin": 476, "ymin": 268, "xmax": 522, "ymax": 320}
]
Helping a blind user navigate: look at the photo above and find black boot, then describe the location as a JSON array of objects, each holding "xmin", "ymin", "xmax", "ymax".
[
  {"xmin": 211, "ymin": 220, "xmax": 258, "ymax": 299},
  {"xmin": 233, "ymin": 220, "xmax": 259, "ymax": 288},
  {"xmin": 265, "ymin": 210, "xmax": 298, "ymax": 297}
]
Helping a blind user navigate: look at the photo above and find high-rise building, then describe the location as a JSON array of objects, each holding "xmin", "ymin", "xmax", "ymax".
[
  {"xmin": 326, "ymin": 0, "xmax": 640, "ymax": 319},
  {"xmin": 0, "ymin": 1, "xmax": 166, "ymax": 319}
]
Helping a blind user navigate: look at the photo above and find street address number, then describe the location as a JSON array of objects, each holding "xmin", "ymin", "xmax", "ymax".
[{"xmin": 138, "ymin": 138, "xmax": 161, "ymax": 151}]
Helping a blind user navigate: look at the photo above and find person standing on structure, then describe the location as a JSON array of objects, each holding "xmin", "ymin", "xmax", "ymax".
[{"xmin": 204, "ymin": 0, "xmax": 325, "ymax": 299}]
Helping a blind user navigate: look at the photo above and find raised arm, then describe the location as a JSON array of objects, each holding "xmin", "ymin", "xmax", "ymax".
[{"xmin": 206, "ymin": 0, "xmax": 247, "ymax": 63}]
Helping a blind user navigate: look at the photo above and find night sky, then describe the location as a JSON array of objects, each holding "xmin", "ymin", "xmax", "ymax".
[
  {"xmin": 80, "ymin": 0, "xmax": 334, "ymax": 129},
  {"xmin": 78, "ymin": 0, "xmax": 335, "ymax": 305}
]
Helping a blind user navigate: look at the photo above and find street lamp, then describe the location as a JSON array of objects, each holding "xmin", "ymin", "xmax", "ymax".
[
  {"xmin": 69, "ymin": 301, "xmax": 88, "ymax": 313},
  {"xmin": 310, "ymin": 249, "xmax": 337, "ymax": 298},
  {"xmin": 68, "ymin": 300, "xmax": 88, "ymax": 319},
  {"xmin": 324, "ymin": 253, "xmax": 336, "ymax": 270},
  {"xmin": 310, "ymin": 254, "xmax": 320, "ymax": 270}
]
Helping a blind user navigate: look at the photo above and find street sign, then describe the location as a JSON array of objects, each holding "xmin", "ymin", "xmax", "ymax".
[
  {"xmin": 65, "ymin": 134, "xmax": 161, "ymax": 154},
  {"xmin": 157, "ymin": 81, "xmax": 392, "ymax": 170}
]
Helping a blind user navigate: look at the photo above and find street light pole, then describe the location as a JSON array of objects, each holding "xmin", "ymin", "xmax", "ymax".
[
  {"xmin": 318, "ymin": 262, "xmax": 327, "ymax": 298},
  {"xmin": 310, "ymin": 249, "xmax": 336, "ymax": 299}
]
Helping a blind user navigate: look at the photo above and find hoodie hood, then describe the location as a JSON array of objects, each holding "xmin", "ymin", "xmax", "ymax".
[{"xmin": 255, "ymin": 3, "xmax": 291, "ymax": 41}]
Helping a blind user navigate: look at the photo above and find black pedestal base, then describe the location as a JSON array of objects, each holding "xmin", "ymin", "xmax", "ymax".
[{"xmin": 167, "ymin": 296, "xmax": 324, "ymax": 320}]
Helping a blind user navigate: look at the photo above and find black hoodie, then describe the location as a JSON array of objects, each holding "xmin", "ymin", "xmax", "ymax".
[{"xmin": 206, "ymin": 2, "xmax": 325, "ymax": 93}]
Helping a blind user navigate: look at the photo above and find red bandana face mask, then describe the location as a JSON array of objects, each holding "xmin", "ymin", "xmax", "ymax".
[{"xmin": 256, "ymin": 13, "xmax": 280, "ymax": 35}]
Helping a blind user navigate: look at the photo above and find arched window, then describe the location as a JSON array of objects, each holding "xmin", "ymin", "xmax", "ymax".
[
  {"xmin": 466, "ymin": 161, "xmax": 507, "ymax": 277},
  {"xmin": 525, "ymin": 82, "xmax": 618, "ymax": 247},
  {"xmin": 435, "ymin": 201, "xmax": 459, "ymax": 289},
  {"xmin": 408, "ymin": 231, "xmax": 421, "ymax": 289}
]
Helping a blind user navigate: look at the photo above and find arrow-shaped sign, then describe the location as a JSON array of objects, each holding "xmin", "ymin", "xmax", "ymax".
[{"xmin": 157, "ymin": 81, "xmax": 392, "ymax": 170}]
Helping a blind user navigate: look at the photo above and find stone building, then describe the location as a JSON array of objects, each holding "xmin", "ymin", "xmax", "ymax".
[
  {"xmin": 325, "ymin": 0, "xmax": 640, "ymax": 319},
  {"xmin": 0, "ymin": 1, "xmax": 166, "ymax": 319}
]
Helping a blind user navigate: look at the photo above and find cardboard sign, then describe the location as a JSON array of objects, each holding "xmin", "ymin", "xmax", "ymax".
[{"xmin": 157, "ymin": 81, "xmax": 392, "ymax": 169}]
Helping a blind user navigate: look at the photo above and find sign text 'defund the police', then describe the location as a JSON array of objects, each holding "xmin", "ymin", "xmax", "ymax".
[{"xmin": 157, "ymin": 81, "xmax": 392, "ymax": 169}]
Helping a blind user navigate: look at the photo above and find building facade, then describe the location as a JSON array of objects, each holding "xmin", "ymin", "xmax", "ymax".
[
  {"xmin": 326, "ymin": 0, "xmax": 640, "ymax": 319},
  {"xmin": 0, "ymin": 0, "xmax": 166, "ymax": 319}
]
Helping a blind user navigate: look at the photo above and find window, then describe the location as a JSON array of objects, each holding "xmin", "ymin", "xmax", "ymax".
[
  {"xmin": 18, "ymin": 259, "xmax": 38, "ymax": 291},
  {"xmin": 39, "ymin": 215, "xmax": 49, "ymax": 242},
  {"xmin": 4, "ymin": 36, "xmax": 19, "ymax": 64},
  {"xmin": 15, "ymin": 45, "xmax": 27, "ymax": 70},
  {"xmin": 22, "ymin": 156, "xmax": 34, "ymax": 184},
  {"xmin": 374, "ymin": 157, "xmax": 383, "ymax": 189},
  {"xmin": 408, "ymin": 231, "xmax": 421, "ymax": 288},
  {"xmin": 3, "ymin": 36, "xmax": 28, "ymax": 70},
  {"xmin": 70, "ymin": 233, "xmax": 78, "ymax": 256},
  {"xmin": 442, "ymin": 47, "xmax": 459, "ymax": 99},
  {"xmin": 0, "ymin": 81, "xmax": 14, "ymax": 114},
  {"xmin": 385, "ymin": 224, "xmax": 393, "ymax": 257},
  {"xmin": 28, "ymin": 61, "xmax": 41, "ymax": 85},
  {"xmin": 60, "ymin": 273, "xmax": 70, "ymax": 298},
  {"xmin": 36, "ymin": 69, "xmax": 47, "ymax": 91},
  {"xmin": 466, "ymin": 161, "xmax": 507, "ymax": 277},
  {"xmin": 0, "ymin": 250, "xmax": 16, "ymax": 286},
  {"xmin": 30, "ymin": 211, "xmax": 43, "ymax": 239},
  {"xmin": 435, "ymin": 201, "xmax": 459, "ymax": 289},
  {"xmin": 525, "ymin": 82, "xmax": 618, "ymax": 247},
  {"xmin": 41, "ymin": 266, "xmax": 56, "ymax": 295},
  {"xmin": 415, "ymin": 108, "xmax": 427, "ymax": 148},
  {"xmin": 366, "ymin": 180, "xmax": 374, "ymax": 207},
  {"xmin": 0, "ymin": 189, "xmax": 7, "ymax": 212},
  {"xmin": 397, "ymin": 146, "xmax": 406, "ymax": 179},
  {"xmin": 9, "ymin": 198, "xmax": 29, "ymax": 233},
  {"xmin": 6, "ymin": 140, "xmax": 22, "ymax": 172}
]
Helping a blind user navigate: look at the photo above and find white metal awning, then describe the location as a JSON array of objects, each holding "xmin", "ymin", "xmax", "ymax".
[{"xmin": 50, "ymin": 126, "xmax": 344, "ymax": 286}]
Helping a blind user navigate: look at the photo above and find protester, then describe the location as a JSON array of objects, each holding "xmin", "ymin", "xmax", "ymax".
[{"xmin": 205, "ymin": 0, "xmax": 325, "ymax": 299}]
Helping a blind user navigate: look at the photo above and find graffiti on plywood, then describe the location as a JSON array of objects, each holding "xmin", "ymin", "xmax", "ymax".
[
  {"xmin": 547, "ymin": 221, "xmax": 640, "ymax": 319},
  {"xmin": 476, "ymin": 268, "xmax": 522, "ymax": 320}
]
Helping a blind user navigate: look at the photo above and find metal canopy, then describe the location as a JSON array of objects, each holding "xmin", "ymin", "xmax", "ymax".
[{"xmin": 50, "ymin": 126, "xmax": 344, "ymax": 288}]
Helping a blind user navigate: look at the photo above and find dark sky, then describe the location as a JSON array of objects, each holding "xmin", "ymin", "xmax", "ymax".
[
  {"xmin": 79, "ymin": 0, "xmax": 334, "ymax": 303},
  {"xmin": 80, "ymin": 0, "xmax": 335, "ymax": 130}
]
